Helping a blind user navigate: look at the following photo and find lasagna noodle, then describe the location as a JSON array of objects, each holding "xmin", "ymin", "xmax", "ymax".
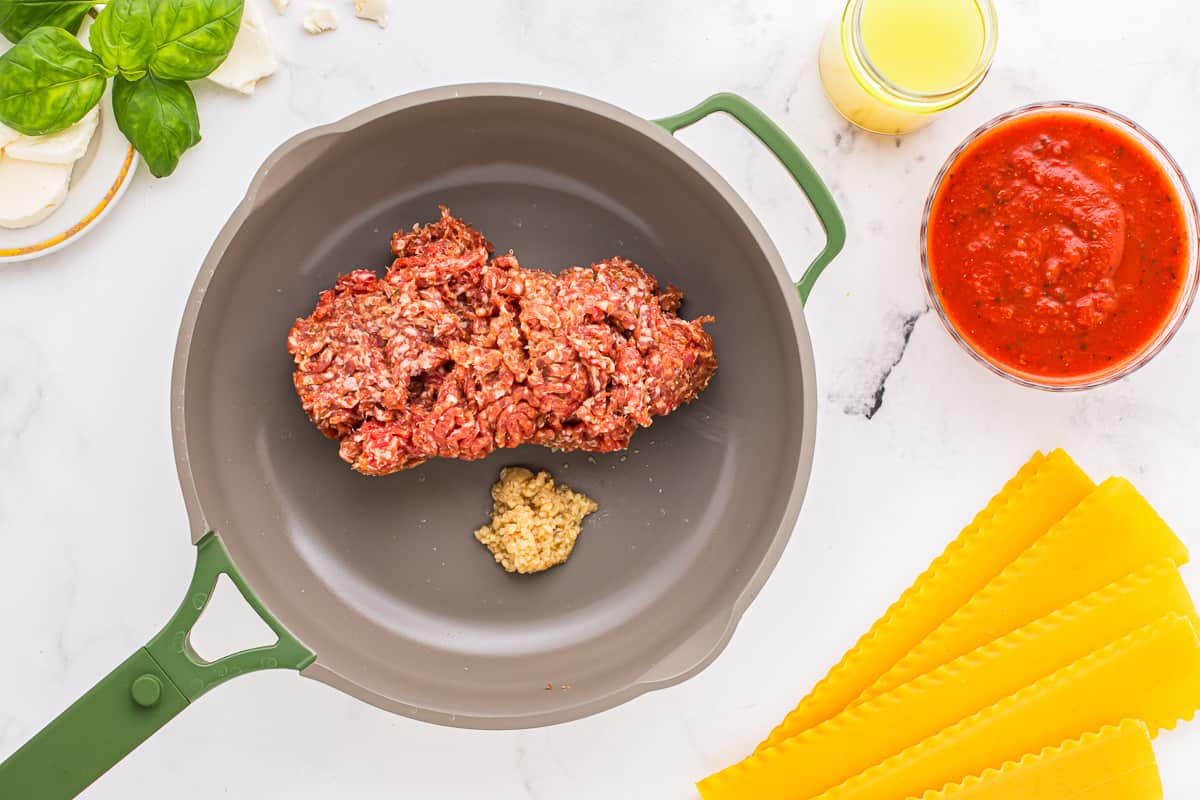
[
  {"xmin": 862, "ymin": 477, "xmax": 1188, "ymax": 700},
  {"xmin": 910, "ymin": 720, "xmax": 1161, "ymax": 800},
  {"xmin": 699, "ymin": 614, "xmax": 1200, "ymax": 800},
  {"xmin": 698, "ymin": 564, "xmax": 1193, "ymax": 799},
  {"xmin": 757, "ymin": 450, "xmax": 1093, "ymax": 750}
]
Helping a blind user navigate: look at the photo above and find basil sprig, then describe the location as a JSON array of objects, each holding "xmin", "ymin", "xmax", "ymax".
[
  {"xmin": 89, "ymin": 0, "xmax": 155, "ymax": 81},
  {"xmin": 149, "ymin": 0, "xmax": 242, "ymax": 81},
  {"xmin": 0, "ymin": 27, "xmax": 109, "ymax": 135},
  {"xmin": 113, "ymin": 74, "xmax": 200, "ymax": 178},
  {"xmin": 0, "ymin": 0, "xmax": 92, "ymax": 43},
  {"xmin": 0, "ymin": 0, "xmax": 243, "ymax": 177}
]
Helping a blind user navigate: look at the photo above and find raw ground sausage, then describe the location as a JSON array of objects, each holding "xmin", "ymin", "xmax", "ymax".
[{"xmin": 288, "ymin": 208, "xmax": 717, "ymax": 475}]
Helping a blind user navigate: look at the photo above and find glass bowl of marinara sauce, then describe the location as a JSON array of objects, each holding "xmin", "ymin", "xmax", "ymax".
[{"xmin": 921, "ymin": 102, "xmax": 1199, "ymax": 390}]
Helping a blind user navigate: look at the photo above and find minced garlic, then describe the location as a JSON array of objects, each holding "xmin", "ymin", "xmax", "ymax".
[{"xmin": 474, "ymin": 467, "xmax": 598, "ymax": 574}]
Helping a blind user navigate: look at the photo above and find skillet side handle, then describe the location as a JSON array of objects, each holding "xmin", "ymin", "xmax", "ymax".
[
  {"xmin": 0, "ymin": 532, "xmax": 315, "ymax": 800},
  {"xmin": 655, "ymin": 93, "xmax": 847, "ymax": 304}
]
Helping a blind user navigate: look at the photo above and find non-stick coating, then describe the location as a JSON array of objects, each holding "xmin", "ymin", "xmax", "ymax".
[{"xmin": 174, "ymin": 86, "xmax": 816, "ymax": 727}]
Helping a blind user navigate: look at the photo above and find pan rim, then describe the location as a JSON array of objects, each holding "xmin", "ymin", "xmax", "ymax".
[{"xmin": 171, "ymin": 82, "xmax": 819, "ymax": 728}]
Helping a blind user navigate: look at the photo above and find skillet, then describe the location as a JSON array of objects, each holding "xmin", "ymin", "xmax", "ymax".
[{"xmin": 0, "ymin": 84, "xmax": 845, "ymax": 798}]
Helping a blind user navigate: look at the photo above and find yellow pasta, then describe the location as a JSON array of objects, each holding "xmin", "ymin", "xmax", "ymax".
[
  {"xmin": 911, "ymin": 720, "xmax": 1160, "ymax": 800},
  {"xmin": 698, "ymin": 614, "xmax": 1199, "ymax": 800},
  {"xmin": 806, "ymin": 616, "xmax": 1198, "ymax": 800},
  {"xmin": 863, "ymin": 478, "xmax": 1188, "ymax": 699},
  {"xmin": 757, "ymin": 450, "xmax": 1093, "ymax": 751},
  {"xmin": 698, "ymin": 565, "xmax": 1192, "ymax": 800}
]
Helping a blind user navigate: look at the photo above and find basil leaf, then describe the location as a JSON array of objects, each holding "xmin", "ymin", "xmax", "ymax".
[
  {"xmin": 112, "ymin": 73, "xmax": 200, "ymax": 178},
  {"xmin": 0, "ymin": 26, "xmax": 107, "ymax": 136},
  {"xmin": 90, "ymin": 0, "xmax": 154, "ymax": 80},
  {"xmin": 0, "ymin": 0, "xmax": 93, "ymax": 44},
  {"xmin": 148, "ymin": 0, "xmax": 242, "ymax": 81}
]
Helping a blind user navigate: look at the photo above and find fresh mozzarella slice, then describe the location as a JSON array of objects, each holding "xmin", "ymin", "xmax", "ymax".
[
  {"xmin": 0, "ymin": 121, "xmax": 19, "ymax": 150},
  {"xmin": 208, "ymin": 3, "xmax": 278, "ymax": 95},
  {"xmin": 0, "ymin": 155, "xmax": 73, "ymax": 229},
  {"xmin": 301, "ymin": 4, "xmax": 337, "ymax": 33},
  {"xmin": 353, "ymin": 0, "xmax": 387, "ymax": 27},
  {"xmin": 4, "ymin": 108, "xmax": 99, "ymax": 165}
]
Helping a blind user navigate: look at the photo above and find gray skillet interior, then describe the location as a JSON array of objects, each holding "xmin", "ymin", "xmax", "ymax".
[{"xmin": 174, "ymin": 85, "xmax": 817, "ymax": 728}]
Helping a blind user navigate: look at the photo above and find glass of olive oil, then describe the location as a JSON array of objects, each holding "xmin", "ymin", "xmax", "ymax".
[{"xmin": 819, "ymin": 0, "xmax": 998, "ymax": 135}]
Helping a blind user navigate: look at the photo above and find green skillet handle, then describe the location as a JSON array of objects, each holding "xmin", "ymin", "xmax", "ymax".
[
  {"xmin": 0, "ymin": 532, "xmax": 315, "ymax": 799},
  {"xmin": 655, "ymin": 93, "xmax": 847, "ymax": 304}
]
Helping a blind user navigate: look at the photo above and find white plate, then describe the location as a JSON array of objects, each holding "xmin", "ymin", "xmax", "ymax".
[{"xmin": 0, "ymin": 38, "xmax": 139, "ymax": 263}]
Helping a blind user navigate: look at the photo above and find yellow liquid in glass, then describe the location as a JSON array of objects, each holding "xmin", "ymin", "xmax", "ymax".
[
  {"xmin": 860, "ymin": 0, "xmax": 985, "ymax": 94},
  {"xmin": 818, "ymin": 0, "xmax": 993, "ymax": 134}
]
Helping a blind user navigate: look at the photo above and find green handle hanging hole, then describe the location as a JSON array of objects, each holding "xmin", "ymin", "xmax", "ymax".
[
  {"xmin": 146, "ymin": 531, "xmax": 315, "ymax": 701},
  {"xmin": 0, "ymin": 532, "xmax": 315, "ymax": 799}
]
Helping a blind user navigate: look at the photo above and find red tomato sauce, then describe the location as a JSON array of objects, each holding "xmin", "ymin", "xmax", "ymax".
[{"xmin": 927, "ymin": 109, "xmax": 1191, "ymax": 381}]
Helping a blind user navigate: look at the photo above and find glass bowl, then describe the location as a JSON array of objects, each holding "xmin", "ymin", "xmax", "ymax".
[{"xmin": 921, "ymin": 101, "xmax": 1199, "ymax": 390}]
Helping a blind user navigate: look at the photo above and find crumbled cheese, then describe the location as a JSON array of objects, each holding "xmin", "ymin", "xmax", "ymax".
[
  {"xmin": 474, "ymin": 467, "xmax": 598, "ymax": 574},
  {"xmin": 301, "ymin": 4, "xmax": 337, "ymax": 33},
  {"xmin": 353, "ymin": 0, "xmax": 387, "ymax": 27},
  {"xmin": 271, "ymin": 0, "xmax": 290, "ymax": 13},
  {"xmin": 207, "ymin": 3, "xmax": 277, "ymax": 95}
]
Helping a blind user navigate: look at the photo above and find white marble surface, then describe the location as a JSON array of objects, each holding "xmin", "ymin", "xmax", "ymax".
[{"xmin": 3, "ymin": 0, "xmax": 1200, "ymax": 796}]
